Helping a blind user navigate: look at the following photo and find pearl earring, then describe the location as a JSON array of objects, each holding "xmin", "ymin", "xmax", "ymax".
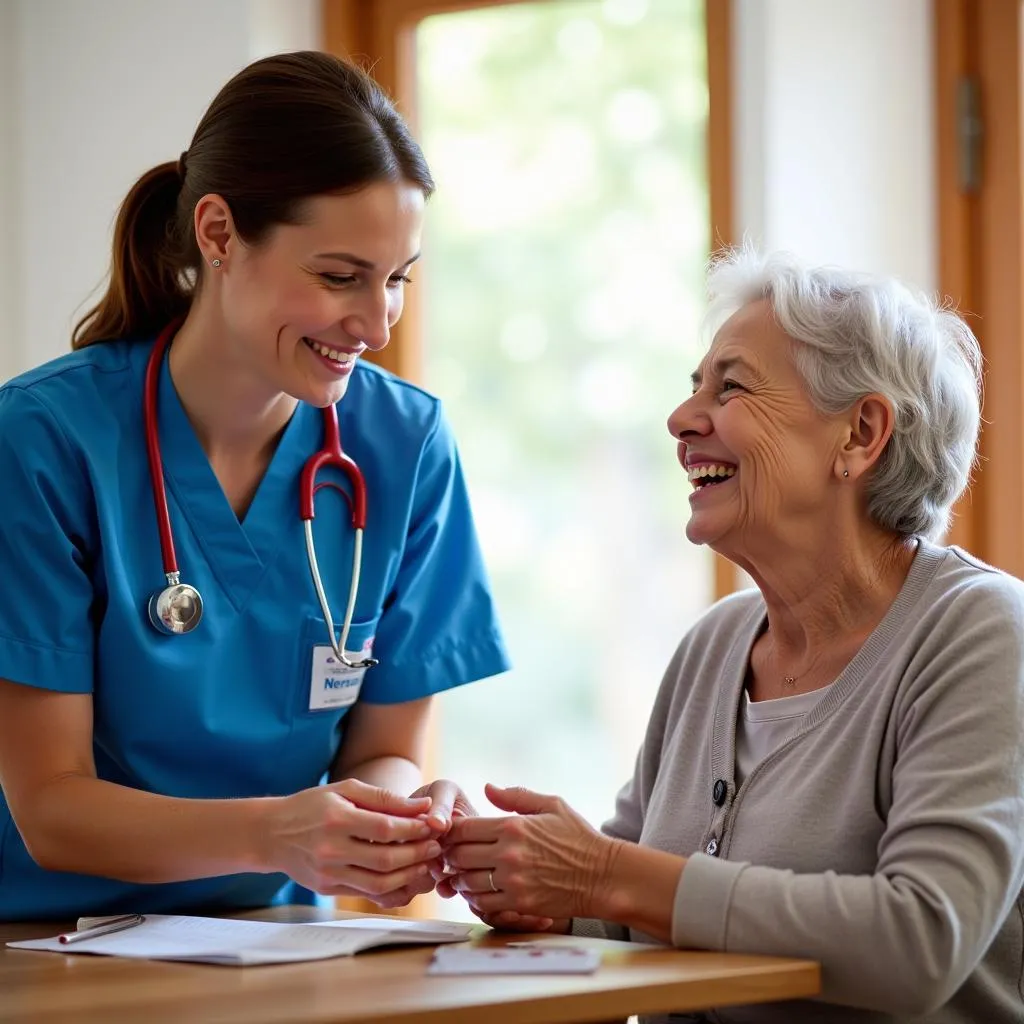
[
  {"xmin": 211, "ymin": 259, "xmax": 222, "ymax": 268},
  {"xmin": 843, "ymin": 469, "xmax": 849, "ymax": 478}
]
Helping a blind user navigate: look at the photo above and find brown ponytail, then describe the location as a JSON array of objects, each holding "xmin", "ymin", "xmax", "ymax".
[
  {"xmin": 72, "ymin": 162, "xmax": 193, "ymax": 348},
  {"xmin": 71, "ymin": 51, "xmax": 434, "ymax": 351}
]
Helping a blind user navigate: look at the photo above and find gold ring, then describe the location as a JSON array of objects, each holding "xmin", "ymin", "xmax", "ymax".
[{"xmin": 488, "ymin": 870, "xmax": 498, "ymax": 892}]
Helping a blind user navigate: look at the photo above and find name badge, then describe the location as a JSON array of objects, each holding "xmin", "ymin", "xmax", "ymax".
[{"xmin": 309, "ymin": 639, "xmax": 374, "ymax": 711}]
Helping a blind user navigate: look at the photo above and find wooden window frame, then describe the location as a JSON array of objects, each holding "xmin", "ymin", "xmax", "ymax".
[{"xmin": 934, "ymin": 0, "xmax": 1024, "ymax": 575}]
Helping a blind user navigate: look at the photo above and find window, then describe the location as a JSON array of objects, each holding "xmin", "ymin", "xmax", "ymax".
[{"xmin": 325, "ymin": 0, "xmax": 731, "ymax": 920}]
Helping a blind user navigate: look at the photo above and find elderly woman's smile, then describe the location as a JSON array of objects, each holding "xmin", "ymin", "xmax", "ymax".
[
  {"xmin": 668, "ymin": 294, "xmax": 891, "ymax": 563},
  {"xmin": 685, "ymin": 459, "xmax": 737, "ymax": 491}
]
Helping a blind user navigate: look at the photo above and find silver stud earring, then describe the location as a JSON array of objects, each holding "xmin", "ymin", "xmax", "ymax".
[
  {"xmin": 843, "ymin": 469, "xmax": 849, "ymax": 478},
  {"xmin": 211, "ymin": 258, "xmax": 222, "ymax": 268}
]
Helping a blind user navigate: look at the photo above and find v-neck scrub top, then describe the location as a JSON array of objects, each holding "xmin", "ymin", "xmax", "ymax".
[{"xmin": 0, "ymin": 335, "xmax": 510, "ymax": 920}]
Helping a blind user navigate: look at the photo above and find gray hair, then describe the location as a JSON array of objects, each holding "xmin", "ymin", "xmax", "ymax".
[{"xmin": 705, "ymin": 246, "xmax": 982, "ymax": 540}]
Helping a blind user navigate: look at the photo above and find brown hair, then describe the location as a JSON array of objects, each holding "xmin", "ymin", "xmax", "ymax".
[{"xmin": 72, "ymin": 51, "xmax": 435, "ymax": 349}]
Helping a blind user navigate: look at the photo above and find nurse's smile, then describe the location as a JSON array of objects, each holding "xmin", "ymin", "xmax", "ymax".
[{"xmin": 303, "ymin": 338, "xmax": 363, "ymax": 376}]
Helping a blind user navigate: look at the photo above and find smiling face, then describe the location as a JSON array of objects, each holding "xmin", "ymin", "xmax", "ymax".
[
  {"xmin": 667, "ymin": 299, "xmax": 848, "ymax": 557},
  {"xmin": 202, "ymin": 180, "xmax": 425, "ymax": 408}
]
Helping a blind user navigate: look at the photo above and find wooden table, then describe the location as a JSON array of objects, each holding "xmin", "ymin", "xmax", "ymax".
[{"xmin": 0, "ymin": 906, "xmax": 819, "ymax": 1023}]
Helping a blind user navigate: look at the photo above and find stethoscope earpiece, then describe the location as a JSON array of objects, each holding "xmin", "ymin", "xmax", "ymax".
[{"xmin": 148, "ymin": 576, "xmax": 204, "ymax": 635}]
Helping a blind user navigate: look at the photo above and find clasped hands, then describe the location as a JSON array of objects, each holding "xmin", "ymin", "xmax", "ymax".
[
  {"xmin": 434, "ymin": 782, "xmax": 620, "ymax": 933},
  {"xmin": 273, "ymin": 777, "xmax": 617, "ymax": 930}
]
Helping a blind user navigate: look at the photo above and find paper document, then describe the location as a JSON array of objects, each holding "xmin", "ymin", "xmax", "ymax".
[
  {"xmin": 427, "ymin": 945, "xmax": 601, "ymax": 975},
  {"xmin": 8, "ymin": 914, "xmax": 474, "ymax": 966}
]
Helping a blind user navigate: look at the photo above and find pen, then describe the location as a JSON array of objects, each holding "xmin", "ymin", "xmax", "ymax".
[{"xmin": 58, "ymin": 913, "xmax": 145, "ymax": 945}]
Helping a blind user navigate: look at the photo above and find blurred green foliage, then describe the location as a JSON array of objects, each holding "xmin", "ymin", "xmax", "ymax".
[{"xmin": 416, "ymin": 0, "xmax": 714, "ymax": 839}]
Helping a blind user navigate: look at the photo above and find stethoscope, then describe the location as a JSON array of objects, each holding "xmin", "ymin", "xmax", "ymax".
[{"xmin": 143, "ymin": 321, "xmax": 378, "ymax": 669}]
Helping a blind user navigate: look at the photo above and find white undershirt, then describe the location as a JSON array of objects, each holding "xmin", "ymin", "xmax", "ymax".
[{"xmin": 734, "ymin": 682, "xmax": 836, "ymax": 786}]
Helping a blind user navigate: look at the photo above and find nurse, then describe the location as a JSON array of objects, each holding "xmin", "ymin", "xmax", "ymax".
[{"xmin": 0, "ymin": 51, "xmax": 508, "ymax": 920}]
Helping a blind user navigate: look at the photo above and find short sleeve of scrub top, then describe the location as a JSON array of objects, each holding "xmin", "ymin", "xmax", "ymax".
[{"xmin": 0, "ymin": 385, "xmax": 96, "ymax": 691}]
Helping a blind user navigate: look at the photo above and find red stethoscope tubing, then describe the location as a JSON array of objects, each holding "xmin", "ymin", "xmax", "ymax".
[
  {"xmin": 144, "ymin": 320, "xmax": 368, "ymax": 577},
  {"xmin": 299, "ymin": 404, "xmax": 367, "ymax": 528},
  {"xmin": 144, "ymin": 321, "xmax": 182, "ymax": 577}
]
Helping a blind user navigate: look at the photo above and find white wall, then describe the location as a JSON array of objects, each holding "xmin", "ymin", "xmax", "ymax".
[
  {"xmin": 0, "ymin": 0, "xmax": 321, "ymax": 379},
  {"xmin": 251, "ymin": 0, "xmax": 322, "ymax": 59},
  {"xmin": 0, "ymin": 1, "xmax": 22, "ymax": 384},
  {"xmin": 733, "ymin": 0, "xmax": 936, "ymax": 293}
]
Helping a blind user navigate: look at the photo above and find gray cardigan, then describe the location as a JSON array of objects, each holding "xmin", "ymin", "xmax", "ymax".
[{"xmin": 574, "ymin": 540, "xmax": 1024, "ymax": 1023}]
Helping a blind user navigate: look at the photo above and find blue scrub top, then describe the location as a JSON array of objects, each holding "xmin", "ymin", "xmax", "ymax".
[{"xmin": 0, "ymin": 335, "xmax": 509, "ymax": 920}]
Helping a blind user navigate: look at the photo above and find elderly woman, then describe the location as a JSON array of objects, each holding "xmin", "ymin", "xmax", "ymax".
[{"xmin": 441, "ymin": 249, "xmax": 1024, "ymax": 1023}]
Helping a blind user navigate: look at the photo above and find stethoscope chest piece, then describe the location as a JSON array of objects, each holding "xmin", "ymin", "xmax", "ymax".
[{"xmin": 148, "ymin": 574, "xmax": 204, "ymax": 635}]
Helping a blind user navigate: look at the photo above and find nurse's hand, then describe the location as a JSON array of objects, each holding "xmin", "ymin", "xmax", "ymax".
[
  {"xmin": 408, "ymin": 778, "xmax": 477, "ymax": 833},
  {"xmin": 406, "ymin": 778, "xmax": 481, "ymax": 895},
  {"xmin": 442, "ymin": 783, "xmax": 620, "ymax": 921},
  {"xmin": 267, "ymin": 779, "xmax": 443, "ymax": 906}
]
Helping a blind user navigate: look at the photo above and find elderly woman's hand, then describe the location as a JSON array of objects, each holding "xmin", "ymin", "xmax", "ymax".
[
  {"xmin": 442, "ymin": 783, "xmax": 621, "ymax": 922},
  {"xmin": 468, "ymin": 909, "xmax": 570, "ymax": 934}
]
